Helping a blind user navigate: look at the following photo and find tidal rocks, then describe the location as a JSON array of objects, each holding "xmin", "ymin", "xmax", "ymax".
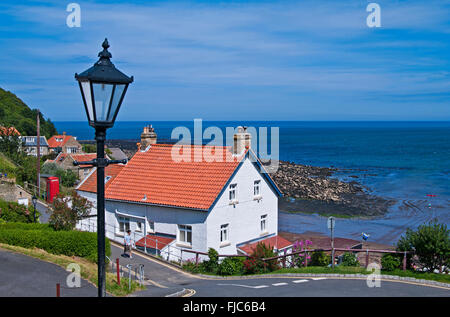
[{"xmin": 267, "ymin": 161, "xmax": 394, "ymax": 217}]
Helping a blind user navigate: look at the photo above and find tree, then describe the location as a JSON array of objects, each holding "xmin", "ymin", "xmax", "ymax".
[
  {"xmin": 397, "ymin": 220, "xmax": 450, "ymax": 272},
  {"xmin": 49, "ymin": 191, "xmax": 93, "ymax": 231}
]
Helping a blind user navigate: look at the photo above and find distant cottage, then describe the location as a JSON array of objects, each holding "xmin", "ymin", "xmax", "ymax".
[
  {"xmin": 77, "ymin": 126, "xmax": 290, "ymax": 260},
  {"xmin": 47, "ymin": 132, "xmax": 82, "ymax": 154}
]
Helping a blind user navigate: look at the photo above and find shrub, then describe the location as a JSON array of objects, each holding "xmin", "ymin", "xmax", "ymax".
[
  {"xmin": 310, "ymin": 250, "xmax": 330, "ymax": 266},
  {"xmin": 381, "ymin": 254, "xmax": 402, "ymax": 271},
  {"xmin": 0, "ymin": 222, "xmax": 52, "ymax": 231},
  {"xmin": 182, "ymin": 259, "xmax": 201, "ymax": 273},
  {"xmin": 243, "ymin": 242, "xmax": 278, "ymax": 274},
  {"xmin": 397, "ymin": 220, "xmax": 449, "ymax": 272},
  {"xmin": 291, "ymin": 240, "xmax": 312, "ymax": 267},
  {"xmin": 0, "ymin": 200, "xmax": 36, "ymax": 223},
  {"xmin": 201, "ymin": 248, "xmax": 219, "ymax": 273},
  {"xmin": 0, "ymin": 228, "xmax": 111, "ymax": 263},
  {"xmin": 49, "ymin": 192, "xmax": 93, "ymax": 231},
  {"xmin": 217, "ymin": 257, "xmax": 245, "ymax": 276},
  {"xmin": 340, "ymin": 252, "xmax": 360, "ymax": 267}
]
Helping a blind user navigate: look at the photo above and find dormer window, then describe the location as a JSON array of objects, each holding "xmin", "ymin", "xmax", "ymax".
[{"xmin": 105, "ymin": 176, "xmax": 112, "ymax": 183}]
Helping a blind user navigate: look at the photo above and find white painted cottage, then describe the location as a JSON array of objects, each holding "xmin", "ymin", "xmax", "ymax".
[{"xmin": 76, "ymin": 129, "xmax": 291, "ymax": 261}]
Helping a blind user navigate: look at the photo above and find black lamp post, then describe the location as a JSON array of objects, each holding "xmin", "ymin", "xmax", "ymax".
[
  {"xmin": 74, "ymin": 38, "xmax": 133, "ymax": 297},
  {"xmin": 32, "ymin": 195, "xmax": 37, "ymax": 223}
]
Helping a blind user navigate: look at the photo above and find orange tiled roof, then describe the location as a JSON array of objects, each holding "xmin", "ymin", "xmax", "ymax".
[
  {"xmin": 48, "ymin": 135, "xmax": 71, "ymax": 148},
  {"xmin": 237, "ymin": 235, "xmax": 293, "ymax": 255},
  {"xmin": 77, "ymin": 164, "xmax": 125, "ymax": 193},
  {"xmin": 105, "ymin": 144, "xmax": 245, "ymax": 210},
  {"xmin": 0, "ymin": 126, "xmax": 20, "ymax": 136}
]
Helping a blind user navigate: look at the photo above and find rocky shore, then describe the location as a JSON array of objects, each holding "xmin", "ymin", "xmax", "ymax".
[{"xmin": 267, "ymin": 161, "xmax": 395, "ymax": 218}]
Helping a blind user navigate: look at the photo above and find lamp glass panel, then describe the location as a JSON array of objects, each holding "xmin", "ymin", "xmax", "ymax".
[
  {"xmin": 81, "ymin": 81, "xmax": 94, "ymax": 121},
  {"xmin": 93, "ymin": 83, "xmax": 114, "ymax": 122},
  {"xmin": 107, "ymin": 84, "xmax": 125, "ymax": 121}
]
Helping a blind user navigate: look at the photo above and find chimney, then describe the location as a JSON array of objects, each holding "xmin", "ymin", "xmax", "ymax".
[
  {"xmin": 233, "ymin": 126, "xmax": 251, "ymax": 155},
  {"xmin": 139, "ymin": 124, "xmax": 157, "ymax": 150}
]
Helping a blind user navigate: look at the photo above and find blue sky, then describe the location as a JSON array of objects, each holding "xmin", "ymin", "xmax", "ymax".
[{"xmin": 0, "ymin": 0, "xmax": 449, "ymax": 121}]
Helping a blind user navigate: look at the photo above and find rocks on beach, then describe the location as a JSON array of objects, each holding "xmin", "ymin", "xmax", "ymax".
[{"xmin": 266, "ymin": 161, "xmax": 395, "ymax": 218}]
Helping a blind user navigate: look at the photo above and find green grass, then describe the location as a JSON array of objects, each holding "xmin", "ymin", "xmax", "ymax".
[{"xmin": 0, "ymin": 153, "xmax": 17, "ymax": 178}]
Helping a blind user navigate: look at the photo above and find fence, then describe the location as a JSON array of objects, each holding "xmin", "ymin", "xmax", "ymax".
[{"xmin": 262, "ymin": 247, "xmax": 411, "ymax": 271}]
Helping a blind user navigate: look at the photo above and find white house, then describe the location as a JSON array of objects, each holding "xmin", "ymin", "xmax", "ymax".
[{"xmin": 76, "ymin": 128, "xmax": 291, "ymax": 262}]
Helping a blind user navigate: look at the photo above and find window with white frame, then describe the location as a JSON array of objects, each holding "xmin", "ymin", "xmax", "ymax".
[
  {"xmin": 229, "ymin": 183, "xmax": 237, "ymax": 201},
  {"xmin": 178, "ymin": 225, "xmax": 192, "ymax": 245},
  {"xmin": 260, "ymin": 214, "xmax": 267, "ymax": 233},
  {"xmin": 254, "ymin": 180, "xmax": 261, "ymax": 196},
  {"xmin": 136, "ymin": 221, "xmax": 143, "ymax": 232},
  {"xmin": 118, "ymin": 216, "xmax": 130, "ymax": 233},
  {"xmin": 148, "ymin": 220, "xmax": 155, "ymax": 233},
  {"xmin": 220, "ymin": 224, "xmax": 229, "ymax": 243}
]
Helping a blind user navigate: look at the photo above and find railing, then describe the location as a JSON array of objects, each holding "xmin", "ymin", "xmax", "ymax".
[
  {"xmin": 77, "ymin": 217, "xmax": 185, "ymax": 264},
  {"xmin": 180, "ymin": 249, "xmax": 248, "ymax": 266},
  {"xmin": 262, "ymin": 248, "xmax": 412, "ymax": 271}
]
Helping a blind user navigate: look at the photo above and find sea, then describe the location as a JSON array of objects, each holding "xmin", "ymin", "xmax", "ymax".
[{"xmin": 54, "ymin": 121, "xmax": 450, "ymax": 245}]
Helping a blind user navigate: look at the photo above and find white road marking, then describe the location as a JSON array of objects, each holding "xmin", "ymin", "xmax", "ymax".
[
  {"xmin": 292, "ymin": 279, "xmax": 309, "ymax": 283},
  {"xmin": 312, "ymin": 277, "xmax": 327, "ymax": 280},
  {"xmin": 217, "ymin": 283, "xmax": 269, "ymax": 289},
  {"xmin": 272, "ymin": 282, "xmax": 288, "ymax": 286}
]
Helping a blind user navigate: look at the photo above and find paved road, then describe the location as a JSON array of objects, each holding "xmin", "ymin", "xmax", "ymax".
[
  {"xmin": 110, "ymin": 244, "xmax": 450, "ymax": 297},
  {"xmin": 36, "ymin": 200, "xmax": 50, "ymax": 223},
  {"xmin": 0, "ymin": 249, "xmax": 97, "ymax": 297}
]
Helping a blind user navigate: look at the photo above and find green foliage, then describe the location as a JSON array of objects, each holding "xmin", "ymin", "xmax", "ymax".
[
  {"xmin": 243, "ymin": 242, "xmax": 279, "ymax": 274},
  {"xmin": 0, "ymin": 227, "xmax": 110, "ymax": 263},
  {"xmin": 340, "ymin": 252, "xmax": 360, "ymax": 267},
  {"xmin": 0, "ymin": 87, "xmax": 57, "ymax": 139},
  {"xmin": 397, "ymin": 220, "xmax": 450, "ymax": 272},
  {"xmin": 42, "ymin": 163, "xmax": 78, "ymax": 187},
  {"xmin": 217, "ymin": 257, "xmax": 245, "ymax": 276},
  {"xmin": 310, "ymin": 250, "xmax": 330, "ymax": 266},
  {"xmin": 201, "ymin": 248, "xmax": 219, "ymax": 273},
  {"xmin": 182, "ymin": 259, "xmax": 201, "ymax": 273},
  {"xmin": 0, "ymin": 199, "xmax": 36, "ymax": 223},
  {"xmin": 0, "ymin": 222, "xmax": 51, "ymax": 231},
  {"xmin": 82, "ymin": 144, "xmax": 97, "ymax": 153},
  {"xmin": 381, "ymin": 254, "xmax": 402, "ymax": 271},
  {"xmin": 49, "ymin": 192, "xmax": 93, "ymax": 231},
  {"xmin": 0, "ymin": 153, "xmax": 17, "ymax": 178}
]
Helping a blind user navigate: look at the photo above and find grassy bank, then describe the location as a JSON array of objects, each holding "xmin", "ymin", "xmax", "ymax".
[{"xmin": 0, "ymin": 243, "xmax": 144, "ymax": 296}]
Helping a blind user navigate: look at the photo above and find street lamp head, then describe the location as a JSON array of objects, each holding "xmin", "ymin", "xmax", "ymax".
[
  {"xmin": 32, "ymin": 195, "xmax": 37, "ymax": 205},
  {"xmin": 75, "ymin": 38, "xmax": 133, "ymax": 129}
]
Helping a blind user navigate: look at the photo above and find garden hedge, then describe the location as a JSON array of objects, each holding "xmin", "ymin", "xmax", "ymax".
[
  {"xmin": 0, "ymin": 223, "xmax": 52, "ymax": 231},
  {"xmin": 0, "ymin": 228, "xmax": 111, "ymax": 263}
]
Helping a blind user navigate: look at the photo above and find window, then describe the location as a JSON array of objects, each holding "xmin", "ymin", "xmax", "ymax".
[
  {"xmin": 136, "ymin": 221, "xmax": 142, "ymax": 232},
  {"xmin": 260, "ymin": 215, "xmax": 267, "ymax": 233},
  {"xmin": 220, "ymin": 224, "xmax": 229, "ymax": 243},
  {"xmin": 148, "ymin": 221, "xmax": 155, "ymax": 233},
  {"xmin": 229, "ymin": 183, "xmax": 237, "ymax": 201},
  {"xmin": 254, "ymin": 180, "xmax": 261, "ymax": 196},
  {"xmin": 104, "ymin": 175, "xmax": 111, "ymax": 182},
  {"xmin": 68, "ymin": 147, "xmax": 78, "ymax": 154},
  {"xmin": 178, "ymin": 225, "xmax": 192, "ymax": 245},
  {"xmin": 118, "ymin": 216, "xmax": 130, "ymax": 233}
]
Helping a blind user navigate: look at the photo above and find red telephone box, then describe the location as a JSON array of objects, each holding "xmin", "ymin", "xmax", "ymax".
[{"xmin": 46, "ymin": 177, "xmax": 59, "ymax": 203}]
